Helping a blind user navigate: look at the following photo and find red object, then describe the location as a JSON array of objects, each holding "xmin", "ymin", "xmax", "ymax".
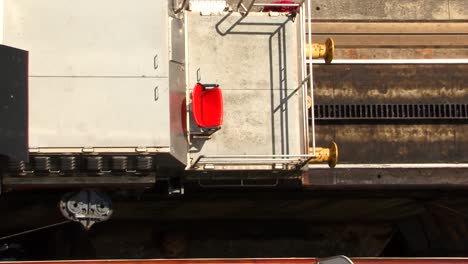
[
  {"xmin": 262, "ymin": 0, "xmax": 297, "ymax": 12},
  {"xmin": 192, "ymin": 83, "xmax": 223, "ymax": 128}
]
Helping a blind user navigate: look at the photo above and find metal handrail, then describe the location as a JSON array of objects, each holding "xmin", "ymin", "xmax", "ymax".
[
  {"xmin": 172, "ymin": 0, "xmax": 189, "ymax": 14},
  {"xmin": 237, "ymin": 0, "xmax": 316, "ymax": 157},
  {"xmin": 236, "ymin": 0, "xmax": 302, "ymax": 14},
  {"xmin": 305, "ymin": 0, "xmax": 316, "ymax": 156},
  {"xmin": 192, "ymin": 155, "xmax": 309, "ymax": 169},
  {"xmin": 242, "ymin": 0, "xmax": 313, "ymax": 157}
]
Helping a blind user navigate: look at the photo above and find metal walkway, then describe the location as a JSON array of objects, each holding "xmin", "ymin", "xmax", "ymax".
[{"xmin": 185, "ymin": 3, "xmax": 314, "ymax": 170}]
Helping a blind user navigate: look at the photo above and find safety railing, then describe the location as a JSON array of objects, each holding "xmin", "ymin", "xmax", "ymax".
[
  {"xmin": 237, "ymin": 0, "xmax": 301, "ymax": 14},
  {"xmin": 190, "ymin": 0, "xmax": 320, "ymax": 169},
  {"xmin": 300, "ymin": 0, "xmax": 316, "ymax": 158},
  {"xmin": 191, "ymin": 141, "xmax": 338, "ymax": 169},
  {"xmin": 193, "ymin": 154, "xmax": 313, "ymax": 167},
  {"xmin": 235, "ymin": 0, "xmax": 314, "ymax": 157}
]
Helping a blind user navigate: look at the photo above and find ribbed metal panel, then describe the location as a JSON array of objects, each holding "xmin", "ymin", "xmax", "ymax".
[{"xmin": 314, "ymin": 104, "xmax": 468, "ymax": 121}]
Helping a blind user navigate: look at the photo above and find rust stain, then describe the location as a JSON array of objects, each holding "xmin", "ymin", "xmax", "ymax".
[
  {"xmin": 2, "ymin": 259, "xmax": 468, "ymax": 264},
  {"xmin": 344, "ymin": 48, "xmax": 359, "ymax": 59},
  {"xmin": 415, "ymin": 48, "xmax": 434, "ymax": 58}
]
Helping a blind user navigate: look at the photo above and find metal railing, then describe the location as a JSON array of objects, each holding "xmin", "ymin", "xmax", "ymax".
[
  {"xmin": 190, "ymin": 0, "xmax": 317, "ymax": 169},
  {"xmin": 237, "ymin": 0, "xmax": 301, "ymax": 14},
  {"xmin": 193, "ymin": 154, "xmax": 316, "ymax": 166},
  {"xmin": 298, "ymin": 0, "xmax": 315, "ymax": 157}
]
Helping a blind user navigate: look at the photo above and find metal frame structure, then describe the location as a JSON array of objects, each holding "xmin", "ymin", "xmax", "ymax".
[
  {"xmin": 311, "ymin": 59, "xmax": 468, "ymax": 64},
  {"xmin": 187, "ymin": 0, "xmax": 322, "ymax": 170},
  {"xmin": 2, "ymin": 258, "xmax": 468, "ymax": 264}
]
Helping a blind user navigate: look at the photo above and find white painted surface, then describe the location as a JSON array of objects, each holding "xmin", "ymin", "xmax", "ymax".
[
  {"xmin": 3, "ymin": 0, "xmax": 168, "ymax": 77},
  {"xmin": 189, "ymin": 0, "xmax": 226, "ymax": 12},
  {"xmin": 2, "ymin": 0, "xmax": 173, "ymax": 148},
  {"xmin": 29, "ymin": 77, "xmax": 170, "ymax": 148}
]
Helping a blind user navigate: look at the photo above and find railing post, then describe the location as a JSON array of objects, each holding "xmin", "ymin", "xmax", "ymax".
[
  {"xmin": 307, "ymin": 0, "xmax": 316, "ymax": 156},
  {"xmin": 237, "ymin": 0, "xmax": 257, "ymax": 15}
]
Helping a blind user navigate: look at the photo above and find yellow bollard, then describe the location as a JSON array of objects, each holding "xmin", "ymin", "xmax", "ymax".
[
  {"xmin": 309, "ymin": 141, "xmax": 338, "ymax": 168},
  {"xmin": 305, "ymin": 38, "xmax": 334, "ymax": 64}
]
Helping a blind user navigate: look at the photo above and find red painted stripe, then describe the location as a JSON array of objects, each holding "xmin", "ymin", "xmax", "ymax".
[{"xmin": 3, "ymin": 258, "xmax": 468, "ymax": 264}]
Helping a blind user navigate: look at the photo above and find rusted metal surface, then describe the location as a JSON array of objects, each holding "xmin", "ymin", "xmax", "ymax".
[
  {"xmin": 1, "ymin": 176, "xmax": 156, "ymax": 191},
  {"xmin": 354, "ymin": 260, "xmax": 468, "ymax": 264},
  {"xmin": 308, "ymin": 0, "xmax": 467, "ymax": 20},
  {"xmin": 313, "ymin": 63, "xmax": 468, "ymax": 168},
  {"xmin": 3, "ymin": 259, "xmax": 468, "ymax": 264},
  {"xmin": 313, "ymin": 64, "xmax": 468, "ymax": 104},
  {"xmin": 0, "ymin": 259, "xmax": 317, "ymax": 264},
  {"xmin": 305, "ymin": 167, "xmax": 468, "ymax": 186},
  {"xmin": 308, "ymin": 22, "xmax": 468, "ymax": 58},
  {"xmin": 310, "ymin": 22, "xmax": 468, "ymax": 34},
  {"xmin": 315, "ymin": 124, "xmax": 468, "ymax": 164},
  {"xmin": 312, "ymin": 35, "xmax": 468, "ymax": 47},
  {"xmin": 333, "ymin": 48, "xmax": 468, "ymax": 60},
  {"xmin": 310, "ymin": 22, "xmax": 468, "ymax": 47}
]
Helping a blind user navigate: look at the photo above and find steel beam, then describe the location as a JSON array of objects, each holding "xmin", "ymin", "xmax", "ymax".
[
  {"xmin": 309, "ymin": 22, "xmax": 468, "ymax": 34},
  {"xmin": 305, "ymin": 165, "xmax": 468, "ymax": 187},
  {"xmin": 309, "ymin": 22, "xmax": 468, "ymax": 47},
  {"xmin": 2, "ymin": 258, "xmax": 468, "ymax": 264},
  {"xmin": 2, "ymin": 176, "xmax": 156, "ymax": 191}
]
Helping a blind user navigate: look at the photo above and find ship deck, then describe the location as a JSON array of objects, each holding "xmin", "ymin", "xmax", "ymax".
[{"xmin": 185, "ymin": 12, "xmax": 307, "ymax": 169}]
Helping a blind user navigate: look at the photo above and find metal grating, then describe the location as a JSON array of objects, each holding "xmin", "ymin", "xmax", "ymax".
[{"xmin": 314, "ymin": 104, "xmax": 468, "ymax": 121}]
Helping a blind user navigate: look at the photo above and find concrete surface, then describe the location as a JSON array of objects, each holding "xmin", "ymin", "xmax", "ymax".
[{"xmin": 185, "ymin": 12, "xmax": 305, "ymax": 163}]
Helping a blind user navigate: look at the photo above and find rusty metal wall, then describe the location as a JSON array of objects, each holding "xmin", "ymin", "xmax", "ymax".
[
  {"xmin": 313, "ymin": 65, "xmax": 468, "ymax": 164},
  {"xmin": 309, "ymin": 1, "xmax": 468, "ymax": 179}
]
